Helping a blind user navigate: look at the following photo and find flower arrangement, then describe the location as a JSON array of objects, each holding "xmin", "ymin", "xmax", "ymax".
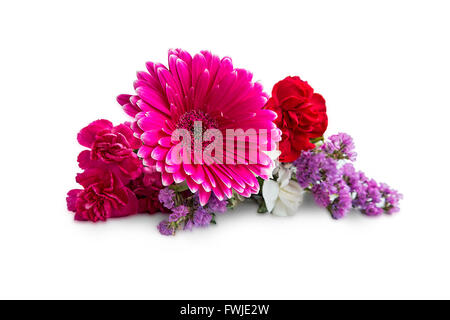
[{"xmin": 66, "ymin": 49, "xmax": 402, "ymax": 235}]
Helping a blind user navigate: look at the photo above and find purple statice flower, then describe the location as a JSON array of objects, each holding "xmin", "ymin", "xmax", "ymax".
[
  {"xmin": 344, "ymin": 171, "xmax": 381, "ymax": 216},
  {"xmin": 341, "ymin": 163, "xmax": 359, "ymax": 191},
  {"xmin": 366, "ymin": 179, "xmax": 382, "ymax": 204},
  {"xmin": 363, "ymin": 203, "xmax": 383, "ymax": 216},
  {"xmin": 184, "ymin": 219, "xmax": 194, "ymax": 231},
  {"xmin": 207, "ymin": 195, "xmax": 227, "ymax": 214},
  {"xmin": 329, "ymin": 182, "xmax": 352, "ymax": 219},
  {"xmin": 343, "ymin": 168, "xmax": 401, "ymax": 217},
  {"xmin": 295, "ymin": 150, "xmax": 340, "ymax": 188},
  {"xmin": 322, "ymin": 132, "xmax": 357, "ymax": 161},
  {"xmin": 352, "ymin": 181, "xmax": 367, "ymax": 208},
  {"xmin": 158, "ymin": 187, "xmax": 175, "ymax": 209},
  {"xmin": 172, "ymin": 205, "xmax": 189, "ymax": 216},
  {"xmin": 169, "ymin": 205, "xmax": 189, "ymax": 222},
  {"xmin": 321, "ymin": 157, "xmax": 341, "ymax": 185},
  {"xmin": 157, "ymin": 220, "xmax": 173, "ymax": 236},
  {"xmin": 294, "ymin": 150, "xmax": 325, "ymax": 188},
  {"xmin": 379, "ymin": 183, "xmax": 403, "ymax": 214},
  {"xmin": 312, "ymin": 184, "xmax": 331, "ymax": 207},
  {"xmin": 294, "ymin": 132, "xmax": 401, "ymax": 219},
  {"xmin": 193, "ymin": 207, "xmax": 212, "ymax": 227},
  {"xmin": 296, "ymin": 149, "xmax": 354, "ymax": 218}
]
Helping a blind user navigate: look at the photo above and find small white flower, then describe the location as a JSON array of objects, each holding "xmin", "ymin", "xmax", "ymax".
[{"xmin": 262, "ymin": 165, "xmax": 304, "ymax": 216}]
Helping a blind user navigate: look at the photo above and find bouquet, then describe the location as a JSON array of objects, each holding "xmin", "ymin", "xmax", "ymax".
[{"xmin": 66, "ymin": 49, "xmax": 402, "ymax": 235}]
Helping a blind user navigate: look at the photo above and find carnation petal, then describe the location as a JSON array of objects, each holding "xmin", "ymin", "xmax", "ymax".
[
  {"xmin": 111, "ymin": 188, "xmax": 138, "ymax": 218},
  {"xmin": 66, "ymin": 189, "xmax": 82, "ymax": 212},
  {"xmin": 77, "ymin": 150, "xmax": 92, "ymax": 169},
  {"xmin": 77, "ymin": 119, "xmax": 112, "ymax": 148}
]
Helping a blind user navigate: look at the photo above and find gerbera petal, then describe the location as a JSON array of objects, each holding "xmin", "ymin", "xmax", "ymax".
[
  {"xmin": 161, "ymin": 172, "xmax": 174, "ymax": 186},
  {"xmin": 141, "ymin": 130, "xmax": 164, "ymax": 146},
  {"xmin": 211, "ymin": 183, "xmax": 225, "ymax": 201},
  {"xmin": 122, "ymin": 102, "xmax": 141, "ymax": 118},
  {"xmin": 194, "ymin": 70, "xmax": 210, "ymax": 110},
  {"xmin": 190, "ymin": 165, "xmax": 205, "ymax": 184},
  {"xmin": 192, "ymin": 53, "xmax": 207, "ymax": 87},
  {"xmin": 198, "ymin": 187, "xmax": 211, "ymax": 206},
  {"xmin": 209, "ymin": 165, "xmax": 232, "ymax": 189},
  {"xmin": 137, "ymin": 145, "xmax": 153, "ymax": 159},
  {"xmin": 158, "ymin": 136, "xmax": 173, "ymax": 148},
  {"xmin": 203, "ymin": 166, "xmax": 217, "ymax": 188},
  {"xmin": 151, "ymin": 146, "xmax": 169, "ymax": 161},
  {"xmin": 176, "ymin": 58, "xmax": 191, "ymax": 97},
  {"xmin": 117, "ymin": 94, "xmax": 132, "ymax": 106},
  {"xmin": 186, "ymin": 176, "xmax": 199, "ymax": 193},
  {"xmin": 173, "ymin": 170, "xmax": 186, "ymax": 183},
  {"xmin": 169, "ymin": 48, "xmax": 192, "ymax": 68},
  {"xmin": 138, "ymin": 113, "xmax": 167, "ymax": 131},
  {"xmin": 135, "ymin": 86, "xmax": 170, "ymax": 114},
  {"xmin": 165, "ymin": 163, "xmax": 180, "ymax": 174}
]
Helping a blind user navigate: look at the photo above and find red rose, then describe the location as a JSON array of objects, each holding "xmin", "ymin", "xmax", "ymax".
[
  {"xmin": 66, "ymin": 168, "xmax": 138, "ymax": 222},
  {"xmin": 265, "ymin": 76, "xmax": 328, "ymax": 162}
]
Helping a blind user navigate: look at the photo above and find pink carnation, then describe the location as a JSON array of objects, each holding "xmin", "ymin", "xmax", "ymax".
[
  {"xmin": 67, "ymin": 168, "xmax": 138, "ymax": 222},
  {"xmin": 77, "ymin": 119, "xmax": 142, "ymax": 184},
  {"xmin": 118, "ymin": 49, "xmax": 280, "ymax": 205}
]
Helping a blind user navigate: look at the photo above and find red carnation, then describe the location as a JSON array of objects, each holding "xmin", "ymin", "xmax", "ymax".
[{"xmin": 265, "ymin": 76, "xmax": 328, "ymax": 162}]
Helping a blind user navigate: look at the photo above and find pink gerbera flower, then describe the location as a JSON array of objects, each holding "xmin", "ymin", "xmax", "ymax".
[{"xmin": 117, "ymin": 49, "xmax": 280, "ymax": 205}]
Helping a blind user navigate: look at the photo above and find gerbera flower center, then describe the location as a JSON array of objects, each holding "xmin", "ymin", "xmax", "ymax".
[
  {"xmin": 176, "ymin": 110, "xmax": 218, "ymax": 134},
  {"xmin": 176, "ymin": 110, "xmax": 220, "ymax": 154}
]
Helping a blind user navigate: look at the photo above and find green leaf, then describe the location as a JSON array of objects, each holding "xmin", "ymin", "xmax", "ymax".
[
  {"xmin": 257, "ymin": 201, "xmax": 268, "ymax": 214},
  {"xmin": 169, "ymin": 182, "xmax": 189, "ymax": 193},
  {"xmin": 310, "ymin": 136, "xmax": 324, "ymax": 147}
]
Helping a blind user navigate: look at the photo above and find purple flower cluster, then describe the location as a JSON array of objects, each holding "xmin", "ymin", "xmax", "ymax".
[
  {"xmin": 321, "ymin": 132, "xmax": 357, "ymax": 161},
  {"xmin": 169, "ymin": 205, "xmax": 189, "ymax": 222},
  {"xmin": 158, "ymin": 188, "xmax": 175, "ymax": 209},
  {"xmin": 294, "ymin": 133, "xmax": 402, "ymax": 219},
  {"xmin": 157, "ymin": 189, "xmax": 228, "ymax": 236},
  {"xmin": 193, "ymin": 207, "xmax": 213, "ymax": 226},
  {"xmin": 157, "ymin": 220, "xmax": 173, "ymax": 236},
  {"xmin": 187, "ymin": 194, "xmax": 227, "ymax": 229},
  {"xmin": 206, "ymin": 195, "xmax": 228, "ymax": 214}
]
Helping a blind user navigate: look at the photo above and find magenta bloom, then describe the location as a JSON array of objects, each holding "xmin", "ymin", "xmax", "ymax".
[
  {"xmin": 127, "ymin": 166, "xmax": 167, "ymax": 214},
  {"xmin": 77, "ymin": 119, "xmax": 142, "ymax": 184},
  {"xmin": 67, "ymin": 168, "xmax": 138, "ymax": 222},
  {"xmin": 118, "ymin": 49, "xmax": 280, "ymax": 205}
]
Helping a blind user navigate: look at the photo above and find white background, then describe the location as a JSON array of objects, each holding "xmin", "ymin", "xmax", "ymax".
[{"xmin": 1, "ymin": 0, "xmax": 449, "ymax": 299}]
